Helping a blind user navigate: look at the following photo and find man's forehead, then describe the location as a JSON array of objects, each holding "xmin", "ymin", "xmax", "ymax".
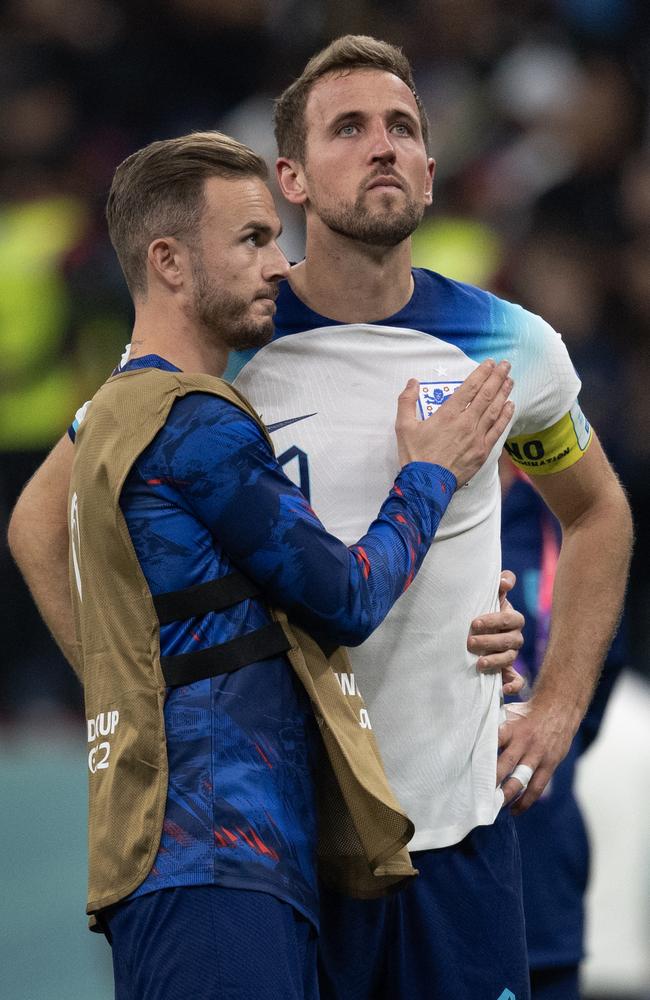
[
  {"xmin": 202, "ymin": 175, "xmax": 278, "ymax": 227},
  {"xmin": 305, "ymin": 68, "xmax": 419, "ymax": 125}
]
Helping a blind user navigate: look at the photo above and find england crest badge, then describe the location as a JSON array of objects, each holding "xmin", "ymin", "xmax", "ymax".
[{"xmin": 417, "ymin": 381, "xmax": 462, "ymax": 420}]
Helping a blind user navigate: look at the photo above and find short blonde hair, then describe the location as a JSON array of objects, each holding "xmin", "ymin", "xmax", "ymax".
[
  {"xmin": 274, "ymin": 35, "xmax": 430, "ymax": 163},
  {"xmin": 106, "ymin": 131, "xmax": 268, "ymax": 297}
]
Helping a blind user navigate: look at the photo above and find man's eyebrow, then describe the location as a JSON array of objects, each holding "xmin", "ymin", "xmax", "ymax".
[
  {"xmin": 327, "ymin": 107, "xmax": 420, "ymax": 130},
  {"xmin": 386, "ymin": 107, "xmax": 420, "ymax": 127},
  {"xmin": 328, "ymin": 109, "xmax": 366, "ymax": 130},
  {"xmin": 240, "ymin": 220, "xmax": 283, "ymax": 237}
]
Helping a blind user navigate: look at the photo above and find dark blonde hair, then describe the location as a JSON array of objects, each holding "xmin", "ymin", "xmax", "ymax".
[
  {"xmin": 106, "ymin": 130, "xmax": 268, "ymax": 297},
  {"xmin": 274, "ymin": 35, "xmax": 430, "ymax": 163}
]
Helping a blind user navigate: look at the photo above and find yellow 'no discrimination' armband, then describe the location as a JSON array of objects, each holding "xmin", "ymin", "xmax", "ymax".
[{"xmin": 504, "ymin": 401, "xmax": 593, "ymax": 476}]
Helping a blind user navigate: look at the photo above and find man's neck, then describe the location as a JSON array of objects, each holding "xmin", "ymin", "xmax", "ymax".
[
  {"xmin": 130, "ymin": 305, "xmax": 228, "ymax": 378},
  {"xmin": 290, "ymin": 224, "xmax": 415, "ymax": 323}
]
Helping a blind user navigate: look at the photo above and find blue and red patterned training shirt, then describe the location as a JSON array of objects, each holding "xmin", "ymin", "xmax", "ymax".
[{"xmin": 73, "ymin": 354, "xmax": 456, "ymax": 927}]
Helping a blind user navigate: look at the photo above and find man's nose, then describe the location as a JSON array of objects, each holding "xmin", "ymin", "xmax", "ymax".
[
  {"xmin": 368, "ymin": 125, "xmax": 396, "ymax": 164},
  {"xmin": 262, "ymin": 242, "xmax": 290, "ymax": 282}
]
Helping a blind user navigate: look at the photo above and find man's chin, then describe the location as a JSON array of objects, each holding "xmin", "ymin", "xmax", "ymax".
[
  {"xmin": 327, "ymin": 202, "xmax": 422, "ymax": 247},
  {"xmin": 225, "ymin": 318, "xmax": 275, "ymax": 351},
  {"xmin": 352, "ymin": 217, "xmax": 419, "ymax": 247}
]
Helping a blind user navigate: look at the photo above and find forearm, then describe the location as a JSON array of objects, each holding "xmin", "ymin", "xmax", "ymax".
[
  {"xmin": 171, "ymin": 397, "xmax": 457, "ymax": 646},
  {"xmin": 531, "ymin": 486, "xmax": 632, "ymax": 731},
  {"xmin": 287, "ymin": 461, "xmax": 456, "ymax": 645},
  {"xmin": 14, "ymin": 525, "xmax": 80, "ymax": 675},
  {"xmin": 7, "ymin": 436, "xmax": 81, "ymax": 677}
]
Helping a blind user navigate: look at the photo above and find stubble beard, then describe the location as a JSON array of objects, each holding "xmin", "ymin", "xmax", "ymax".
[
  {"xmin": 191, "ymin": 252, "xmax": 275, "ymax": 351},
  {"xmin": 311, "ymin": 185, "xmax": 424, "ymax": 247}
]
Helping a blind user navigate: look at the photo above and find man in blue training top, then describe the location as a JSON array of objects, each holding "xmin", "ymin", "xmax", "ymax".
[{"xmin": 10, "ymin": 130, "xmax": 516, "ymax": 999}]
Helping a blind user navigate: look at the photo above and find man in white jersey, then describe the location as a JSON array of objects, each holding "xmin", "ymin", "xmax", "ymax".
[
  {"xmin": 8, "ymin": 35, "xmax": 631, "ymax": 1000},
  {"xmin": 222, "ymin": 35, "xmax": 632, "ymax": 1000}
]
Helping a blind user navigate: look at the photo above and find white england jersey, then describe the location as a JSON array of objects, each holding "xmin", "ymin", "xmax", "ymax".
[{"xmin": 228, "ymin": 268, "xmax": 583, "ymax": 850}]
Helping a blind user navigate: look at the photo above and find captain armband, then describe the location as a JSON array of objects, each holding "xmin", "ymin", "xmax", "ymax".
[{"xmin": 504, "ymin": 401, "xmax": 593, "ymax": 476}]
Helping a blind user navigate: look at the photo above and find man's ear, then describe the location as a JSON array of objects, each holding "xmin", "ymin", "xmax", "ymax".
[
  {"xmin": 424, "ymin": 158, "xmax": 436, "ymax": 207},
  {"xmin": 147, "ymin": 237, "xmax": 187, "ymax": 289},
  {"xmin": 276, "ymin": 158, "xmax": 308, "ymax": 206}
]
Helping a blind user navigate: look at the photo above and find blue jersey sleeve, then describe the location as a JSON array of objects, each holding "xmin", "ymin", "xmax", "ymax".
[{"xmin": 136, "ymin": 392, "xmax": 456, "ymax": 647}]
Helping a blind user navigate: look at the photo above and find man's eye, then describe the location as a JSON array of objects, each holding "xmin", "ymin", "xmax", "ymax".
[
  {"xmin": 391, "ymin": 123, "xmax": 413, "ymax": 136},
  {"xmin": 338, "ymin": 124, "xmax": 358, "ymax": 137},
  {"xmin": 246, "ymin": 233, "xmax": 261, "ymax": 246}
]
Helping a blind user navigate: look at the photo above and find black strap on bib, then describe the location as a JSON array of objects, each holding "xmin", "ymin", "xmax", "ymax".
[
  {"xmin": 154, "ymin": 572, "xmax": 292, "ymax": 687},
  {"xmin": 153, "ymin": 571, "xmax": 260, "ymax": 625},
  {"xmin": 160, "ymin": 623, "xmax": 291, "ymax": 687}
]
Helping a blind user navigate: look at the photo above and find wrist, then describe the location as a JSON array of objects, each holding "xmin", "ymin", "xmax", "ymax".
[
  {"xmin": 528, "ymin": 691, "xmax": 583, "ymax": 736},
  {"xmin": 398, "ymin": 461, "xmax": 457, "ymax": 493},
  {"xmin": 397, "ymin": 463, "xmax": 457, "ymax": 504},
  {"xmin": 395, "ymin": 463, "xmax": 457, "ymax": 534}
]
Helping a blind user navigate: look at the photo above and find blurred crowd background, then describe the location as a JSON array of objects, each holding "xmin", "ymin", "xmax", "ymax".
[
  {"xmin": 1, "ymin": 0, "xmax": 650, "ymax": 720},
  {"xmin": 0, "ymin": 1, "xmax": 649, "ymax": 997}
]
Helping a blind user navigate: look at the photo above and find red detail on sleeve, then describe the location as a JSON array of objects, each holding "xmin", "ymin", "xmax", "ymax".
[
  {"xmin": 394, "ymin": 514, "xmax": 407, "ymax": 524},
  {"xmin": 393, "ymin": 485, "xmax": 404, "ymax": 496},
  {"xmin": 146, "ymin": 476, "xmax": 189, "ymax": 486},
  {"xmin": 402, "ymin": 545, "xmax": 418, "ymax": 593},
  {"xmin": 354, "ymin": 546, "xmax": 371, "ymax": 579},
  {"xmin": 255, "ymin": 743, "xmax": 273, "ymax": 769}
]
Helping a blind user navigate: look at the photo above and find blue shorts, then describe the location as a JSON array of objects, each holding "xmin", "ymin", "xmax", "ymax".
[
  {"xmin": 318, "ymin": 807, "xmax": 530, "ymax": 1000},
  {"xmin": 103, "ymin": 885, "xmax": 319, "ymax": 1000}
]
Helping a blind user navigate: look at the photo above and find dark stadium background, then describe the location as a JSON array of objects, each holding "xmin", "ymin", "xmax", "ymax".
[{"xmin": 1, "ymin": 1, "xmax": 648, "ymax": 997}]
